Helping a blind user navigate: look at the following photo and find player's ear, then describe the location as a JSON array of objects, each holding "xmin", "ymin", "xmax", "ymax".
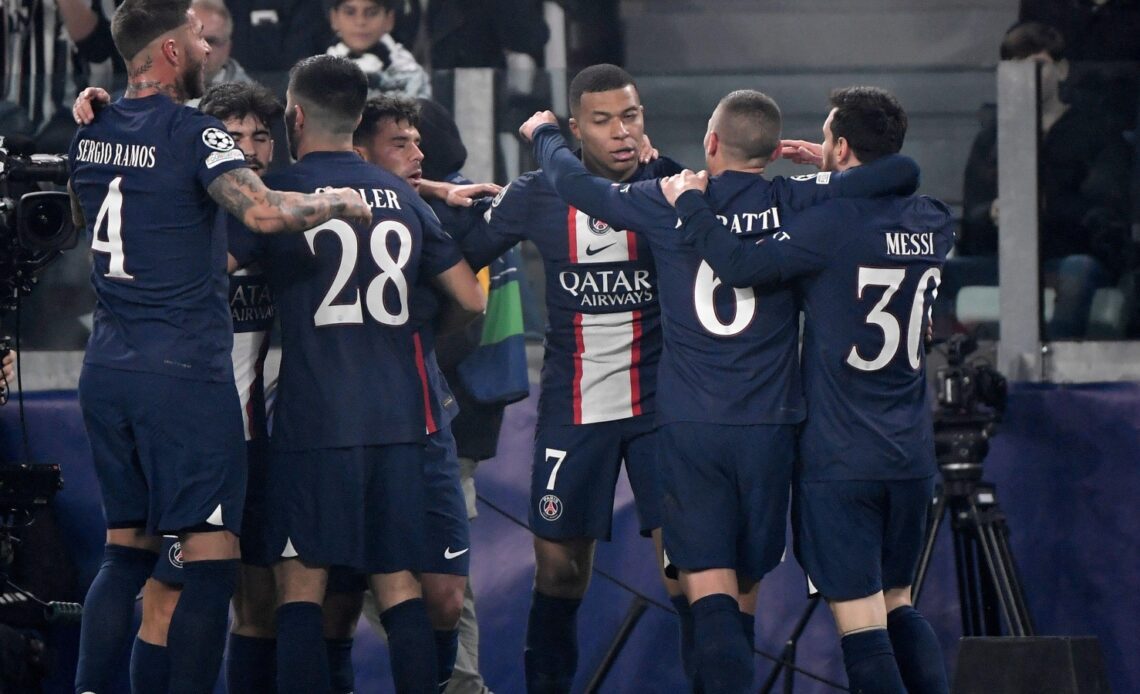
[
  {"xmin": 568, "ymin": 116, "xmax": 580, "ymax": 141},
  {"xmin": 706, "ymin": 130, "xmax": 719, "ymax": 159},
  {"xmin": 352, "ymin": 145, "xmax": 368, "ymax": 160},
  {"xmin": 161, "ymin": 37, "xmax": 179, "ymax": 66}
]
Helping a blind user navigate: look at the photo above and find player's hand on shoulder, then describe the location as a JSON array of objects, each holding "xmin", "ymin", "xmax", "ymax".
[
  {"xmin": 445, "ymin": 182, "xmax": 502, "ymax": 208},
  {"xmin": 638, "ymin": 133, "xmax": 660, "ymax": 164},
  {"xmin": 518, "ymin": 110, "xmax": 558, "ymax": 143},
  {"xmin": 73, "ymin": 87, "xmax": 112, "ymax": 125},
  {"xmin": 660, "ymin": 169, "xmax": 709, "ymax": 206},
  {"xmin": 779, "ymin": 139, "xmax": 824, "ymax": 168},
  {"xmin": 326, "ymin": 187, "xmax": 373, "ymax": 226}
]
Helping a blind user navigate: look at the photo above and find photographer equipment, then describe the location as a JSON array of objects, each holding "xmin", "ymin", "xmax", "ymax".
[
  {"xmin": 912, "ymin": 334, "xmax": 1034, "ymax": 637},
  {"xmin": 0, "ymin": 136, "xmax": 76, "ymax": 313}
]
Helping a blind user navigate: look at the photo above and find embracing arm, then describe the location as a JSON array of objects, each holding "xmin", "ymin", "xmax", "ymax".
[
  {"xmin": 207, "ymin": 168, "xmax": 372, "ymax": 234},
  {"xmin": 532, "ymin": 124, "xmax": 648, "ymax": 231},
  {"xmin": 674, "ymin": 189, "xmax": 784, "ymax": 288}
]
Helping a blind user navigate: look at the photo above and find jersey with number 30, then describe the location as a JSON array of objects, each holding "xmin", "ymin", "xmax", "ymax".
[
  {"xmin": 680, "ymin": 192, "xmax": 955, "ymax": 481},
  {"xmin": 252, "ymin": 151, "xmax": 462, "ymax": 451},
  {"xmin": 68, "ymin": 93, "xmax": 248, "ymax": 382}
]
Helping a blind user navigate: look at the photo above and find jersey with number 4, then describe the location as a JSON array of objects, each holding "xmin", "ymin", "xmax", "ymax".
[
  {"xmin": 253, "ymin": 151, "xmax": 462, "ymax": 450},
  {"xmin": 679, "ymin": 192, "xmax": 955, "ymax": 480},
  {"xmin": 533, "ymin": 125, "xmax": 920, "ymax": 426},
  {"xmin": 460, "ymin": 156, "xmax": 682, "ymax": 426},
  {"xmin": 68, "ymin": 94, "xmax": 248, "ymax": 382}
]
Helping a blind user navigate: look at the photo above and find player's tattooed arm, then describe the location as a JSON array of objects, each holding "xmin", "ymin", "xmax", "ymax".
[
  {"xmin": 207, "ymin": 168, "xmax": 372, "ymax": 233},
  {"xmin": 67, "ymin": 181, "xmax": 85, "ymax": 229}
]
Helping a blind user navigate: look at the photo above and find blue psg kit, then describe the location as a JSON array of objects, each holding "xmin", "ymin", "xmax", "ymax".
[
  {"xmin": 532, "ymin": 123, "xmax": 921, "ymax": 577},
  {"xmin": 250, "ymin": 151, "xmax": 463, "ymax": 451},
  {"xmin": 461, "ymin": 153, "xmax": 682, "ymax": 426},
  {"xmin": 68, "ymin": 93, "xmax": 249, "ymax": 535},
  {"xmin": 533, "ymin": 124, "xmax": 919, "ymax": 428},
  {"xmin": 69, "ymin": 93, "xmax": 248, "ymax": 382},
  {"xmin": 677, "ymin": 191, "xmax": 955, "ymax": 481}
]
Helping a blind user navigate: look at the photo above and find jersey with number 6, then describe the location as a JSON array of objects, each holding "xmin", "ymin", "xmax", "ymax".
[
  {"xmin": 533, "ymin": 125, "xmax": 921, "ymax": 427},
  {"xmin": 68, "ymin": 94, "xmax": 249, "ymax": 382},
  {"xmin": 680, "ymin": 192, "xmax": 955, "ymax": 481},
  {"xmin": 250, "ymin": 151, "xmax": 462, "ymax": 450}
]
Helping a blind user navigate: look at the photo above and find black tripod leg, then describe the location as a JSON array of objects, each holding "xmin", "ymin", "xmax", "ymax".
[
  {"xmin": 952, "ymin": 518, "xmax": 982, "ymax": 636},
  {"xmin": 912, "ymin": 486, "xmax": 948, "ymax": 605},
  {"xmin": 758, "ymin": 595, "xmax": 822, "ymax": 694},
  {"xmin": 992, "ymin": 521, "xmax": 1036, "ymax": 635},
  {"xmin": 584, "ymin": 596, "xmax": 647, "ymax": 694}
]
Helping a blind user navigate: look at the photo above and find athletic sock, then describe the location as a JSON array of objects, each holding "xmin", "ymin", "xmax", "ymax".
[
  {"xmin": 326, "ymin": 637, "xmax": 355, "ymax": 693},
  {"xmin": 275, "ymin": 602, "xmax": 327, "ymax": 694},
  {"xmin": 433, "ymin": 629, "xmax": 458, "ymax": 692},
  {"xmin": 739, "ymin": 611, "xmax": 756, "ymax": 652},
  {"xmin": 524, "ymin": 591, "xmax": 582, "ymax": 694},
  {"xmin": 380, "ymin": 598, "xmax": 438, "ymax": 694},
  {"xmin": 166, "ymin": 559, "xmax": 239, "ymax": 694},
  {"xmin": 226, "ymin": 633, "xmax": 277, "ymax": 694},
  {"xmin": 840, "ymin": 628, "xmax": 907, "ymax": 694},
  {"xmin": 670, "ymin": 594, "xmax": 698, "ymax": 687},
  {"xmin": 75, "ymin": 544, "xmax": 156, "ymax": 693},
  {"xmin": 130, "ymin": 638, "xmax": 169, "ymax": 693},
  {"xmin": 887, "ymin": 605, "xmax": 950, "ymax": 694},
  {"xmin": 691, "ymin": 593, "xmax": 753, "ymax": 694}
]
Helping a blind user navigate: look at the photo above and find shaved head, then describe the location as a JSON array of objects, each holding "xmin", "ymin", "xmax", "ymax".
[{"xmin": 710, "ymin": 90, "xmax": 781, "ymax": 164}]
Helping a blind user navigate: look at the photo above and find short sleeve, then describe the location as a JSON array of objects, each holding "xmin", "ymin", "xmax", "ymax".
[{"xmin": 175, "ymin": 110, "xmax": 248, "ymax": 190}]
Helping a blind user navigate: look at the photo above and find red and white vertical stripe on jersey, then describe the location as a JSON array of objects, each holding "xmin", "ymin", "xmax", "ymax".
[
  {"xmin": 231, "ymin": 329, "xmax": 269, "ymax": 441},
  {"xmin": 413, "ymin": 332, "xmax": 438, "ymax": 435},
  {"xmin": 566, "ymin": 206, "xmax": 643, "ymax": 424}
]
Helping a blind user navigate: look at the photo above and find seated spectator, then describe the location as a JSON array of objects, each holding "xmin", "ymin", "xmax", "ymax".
[
  {"xmin": 956, "ymin": 21, "xmax": 1134, "ymax": 339},
  {"xmin": 193, "ymin": 0, "xmax": 253, "ymax": 87},
  {"xmin": 326, "ymin": 0, "xmax": 431, "ymax": 98}
]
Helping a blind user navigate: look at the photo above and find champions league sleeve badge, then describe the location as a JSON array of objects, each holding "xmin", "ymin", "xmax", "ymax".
[{"xmin": 202, "ymin": 127, "xmax": 236, "ymax": 151}]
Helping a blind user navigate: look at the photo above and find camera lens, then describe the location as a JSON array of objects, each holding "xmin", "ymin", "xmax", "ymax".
[{"xmin": 16, "ymin": 191, "xmax": 77, "ymax": 252}]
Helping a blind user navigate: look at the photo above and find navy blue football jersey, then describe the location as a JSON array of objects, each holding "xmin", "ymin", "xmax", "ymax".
[
  {"xmin": 460, "ymin": 151, "xmax": 682, "ymax": 425},
  {"xmin": 68, "ymin": 94, "xmax": 249, "ymax": 382},
  {"xmin": 677, "ymin": 189, "xmax": 955, "ymax": 480},
  {"xmin": 226, "ymin": 207, "xmax": 276, "ymax": 441},
  {"xmin": 533, "ymin": 125, "xmax": 920, "ymax": 427},
  {"xmin": 248, "ymin": 151, "xmax": 463, "ymax": 450}
]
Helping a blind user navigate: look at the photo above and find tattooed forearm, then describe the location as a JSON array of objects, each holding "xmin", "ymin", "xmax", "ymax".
[{"xmin": 209, "ymin": 168, "xmax": 363, "ymax": 234}]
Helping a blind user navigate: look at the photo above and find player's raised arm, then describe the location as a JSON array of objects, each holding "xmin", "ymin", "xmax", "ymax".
[
  {"xmin": 207, "ymin": 168, "xmax": 372, "ymax": 234},
  {"xmin": 778, "ymin": 154, "xmax": 921, "ymax": 211}
]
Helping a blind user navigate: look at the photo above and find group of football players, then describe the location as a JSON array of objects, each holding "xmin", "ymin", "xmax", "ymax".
[{"xmin": 65, "ymin": 0, "xmax": 955, "ymax": 693}]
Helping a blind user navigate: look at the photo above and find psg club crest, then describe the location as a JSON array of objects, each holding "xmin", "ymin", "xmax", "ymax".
[
  {"xmin": 202, "ymin": 127, "xmax": 236, "ymax": 152},
  {"xmin": 539, "ymin": 494, "xmax": 563, "ymax": 521},
  {"xmin": 168, "ymin": 541, "xmax": 184, "ymax": 569},
  {"xmin": 588, "ymin": 217, "xmax": 612, "ymax": 236}
]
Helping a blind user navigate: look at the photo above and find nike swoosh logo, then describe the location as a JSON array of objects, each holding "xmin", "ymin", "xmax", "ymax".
[
  {"xmin": 444, "ymin": 547, "xmax": 469, "ymax": 559},
  {"xmin": 585, "ymin": 243, "xmax": 615, "ymax": 256}
]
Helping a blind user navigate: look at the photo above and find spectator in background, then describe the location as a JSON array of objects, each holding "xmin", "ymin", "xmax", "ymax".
[
  {"xmin": 327, "ymin": 0, "xmax": 431, "ymax": 99},
  {"xmin": 2, "ymin": 0, "xmax": 108, "ymax": 150},
  {"xmin": 958, "ymin": 21, "xmax": 1134, "ymax": 338},
  {"xmin": 192, "ymin": 0, "xmax": 252, "ymax": 87},
  {"xmin": 1019, "ymin": 0, "xmax": 1140, "ymax": 62}
]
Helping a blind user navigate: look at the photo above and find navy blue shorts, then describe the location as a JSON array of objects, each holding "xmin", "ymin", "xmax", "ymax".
[
  {"xmin": 79, "ymin": 364, "xmax": 246, "ymax": 535},
  {"xmin": 530, "ymin": 414, "xmax": 661, "ymax": 541},
  {"xmin": 792, "ymin": 475, "xmax": 935, "ymax": 601},
  {"xmin": 152, "ymin": 537, "xmax": 184, "ymax": 586},
  {"xmin": 254, "ymin": 443, "xmax": 425, "ymax": 575},
  {"xmin": 661, "ymin": 422, "xmax": 794, "ymax": 581},
  {"xmin": 422, "ymin": 426, "xmax": 471, "ymax": 576}
]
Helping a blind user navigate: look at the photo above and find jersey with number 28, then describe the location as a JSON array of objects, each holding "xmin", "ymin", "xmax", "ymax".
[
  {"xmin": 68, "ymin": 93, "xmax": 248, "ymax": 382},
  {"xmin": 253, "ymin": 151, "xmax": 462, "ymax": 451}
]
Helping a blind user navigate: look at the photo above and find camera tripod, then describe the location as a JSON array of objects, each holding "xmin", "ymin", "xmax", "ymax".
[{"xmin": 912, "ymin": 456, "xmax": 1035, "ymax": 637}]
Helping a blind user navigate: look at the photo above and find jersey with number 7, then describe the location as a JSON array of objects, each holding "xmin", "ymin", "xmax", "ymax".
[
  {"xmin": 679, "ymin": 192, "xmax": 955, "ymax": 481},
  {"xmin": 68, "ymin": 94, "xmax": 250, "ymax": 382},
  {"xmin": 242, "ymin": 151, "xmax": 463, "ymax": 451}
]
